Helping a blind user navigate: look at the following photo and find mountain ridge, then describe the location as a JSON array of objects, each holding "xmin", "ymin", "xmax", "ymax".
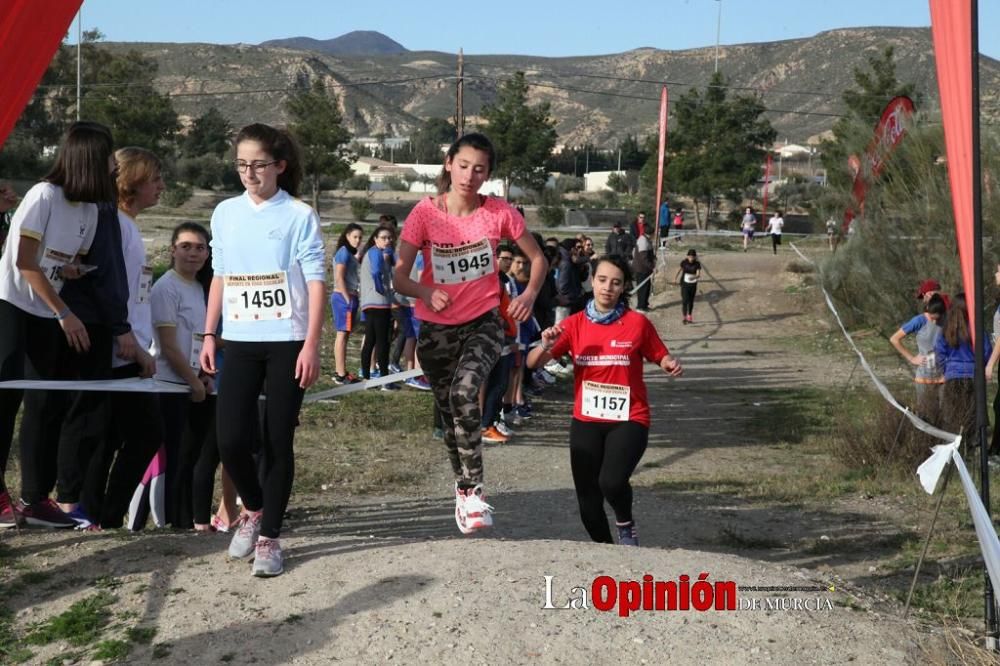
[
  {"xmin": 260, "ymin": 30, "xmax": 407, "ymax": 56},
  {"xmin": 101, "ymin": 27, "xmax": 1000, "ymax": 148}
]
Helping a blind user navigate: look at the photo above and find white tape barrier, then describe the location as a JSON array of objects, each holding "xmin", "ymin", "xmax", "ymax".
[
  {"xmin": 917, "ymin": 442, "xmax": 1000, "ymax": 602},
  {"xmin": 790, "ymin": 243, "xmax": 1000, "ymax": 601},
  {"xmin": 0, "ymin": 368, "xmax": 425, "ymax": 405},
  {"xmin": 302, "ymin": 368, "xmax": 422, "ymax": 403}
]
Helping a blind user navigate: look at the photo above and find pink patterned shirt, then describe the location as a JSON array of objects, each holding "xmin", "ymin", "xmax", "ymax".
[{"xmin": 400, "ymin": 196, "xmax": 526, "ymax": 325}]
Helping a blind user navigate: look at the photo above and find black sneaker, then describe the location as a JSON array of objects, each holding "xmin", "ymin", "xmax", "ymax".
[
  {"xmin": 18, "ymin": 499, "xmax": 76, "ymax": 528},
  {"xmin": 332, "ymin": 373, "xmax": 361, "ymax": 385}
]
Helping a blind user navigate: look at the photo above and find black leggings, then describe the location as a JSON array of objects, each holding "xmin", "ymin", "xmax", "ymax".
[
  {"xmin": 158, "ymin": 393, "xmax": 218, "ymax": 528},
  {"xmin": 217, "ymin": 340, "xmax": 304, "ymax": 539},
  {"xmin": 680, "ymin": 282, "xmax": 698, "ymax": 317},
  {"xmin": 80, "ymin": 363, "xmax": 163, "ymax": 528},
  {"xmin": 189, "ymin": 396, "xmax": 219, "ymax": 526},
  {"xmin": 569, "ymin": 418, "xmax": 648, "ymax": 543},
  {"xmin": 361, "ymin": 308, "xmax": 392, "ymax": 378}
]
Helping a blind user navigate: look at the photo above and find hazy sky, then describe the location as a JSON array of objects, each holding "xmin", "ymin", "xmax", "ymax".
[{"xmin": 73, "ymin": 0, "xmax": 999, "ymax": 59}]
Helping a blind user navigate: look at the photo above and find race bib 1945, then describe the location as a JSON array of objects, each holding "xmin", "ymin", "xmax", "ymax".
[{"xmin": 430, "ymin": 238, "xmax": 493, "ymax": 285}]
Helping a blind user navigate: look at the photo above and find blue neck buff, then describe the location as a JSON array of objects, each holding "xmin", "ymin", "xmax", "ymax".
[{"xmin": 585, "ymin": 298, "xmax": 626, "ymax": 325}]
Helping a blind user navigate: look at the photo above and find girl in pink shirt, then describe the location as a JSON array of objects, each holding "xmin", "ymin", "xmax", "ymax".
[{"xmin": 394, "ymin": 133, "xmax": 545, "ymax": 534}]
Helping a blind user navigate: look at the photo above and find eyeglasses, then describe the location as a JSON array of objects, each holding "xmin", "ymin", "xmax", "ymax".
[
  {"xmin": 376, "ymin": 235, "xmax": 394, "ymax": 241},
  {"xmin": 498, "ymin": 255, "xmax": 513, "ymax": 261},
  {"xmin": 234, "ymin": 160, "xmax": 278, "ymax": 173}
]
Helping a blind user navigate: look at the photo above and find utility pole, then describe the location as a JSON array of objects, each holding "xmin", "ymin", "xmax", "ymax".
[
  {"xmin": 76, "ymin": 7, "xmax": 82, "ymax": 120},
  {"xmin": 455, "ymin": 49, "xmax": 464, "ymax": 139},
  {"xmin": 714, "ymin": 0, "xmax": 722, "ymax": 74}
]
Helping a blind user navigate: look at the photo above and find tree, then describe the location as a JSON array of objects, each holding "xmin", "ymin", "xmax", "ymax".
[
  {"xmin": 407, "ymin": 117, "xmax": 455, "ymax": 163},
  {"xmin": 821, "ymin": 46, "xmax": 918, "ymax": 190},
  {"xmin": 286, "ymin": 80, "xmax": 353, "ymax": 212},
  {"xmin": 650, "ymin": 71, "xmax": 775, "ymax": 229},
  {"xmin": 183, "ymin": 107, "xmax": 232, "ymax": 158},
  {"xmin": 480, "ymin": 72, "xmax": 558, "ymax": 197},
  {"xmin": 83, "ymin": 52, "xmax": 179, "ymax": 154},
  {"xmin": 617, "ymin": 134, "xmax": 650, "ymax": 171},
  {"xmin": 1, "ymin": 29, "xmax": 180, "ymax": 176}
]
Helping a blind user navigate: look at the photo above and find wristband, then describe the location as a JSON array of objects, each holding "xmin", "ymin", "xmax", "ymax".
[
  {"xmin": 55, "ymin": 307, "xmax": 70, "ymax": 320},
  {"xmin": 200, "ymin": 332, "xmax": 217, "ymax": 338}
]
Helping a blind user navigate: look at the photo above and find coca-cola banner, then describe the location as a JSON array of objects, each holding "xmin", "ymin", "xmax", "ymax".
[
  {"xmin": 929, "ymin": 0, "xmax": 977, "ymax": 339},
  {"xmin": 844, "ymin": 96, "xmax": 915, "ymax": 229},
  {"xmin": 0, "ymin": 0, "xmax": 82, "ymax": 149}
]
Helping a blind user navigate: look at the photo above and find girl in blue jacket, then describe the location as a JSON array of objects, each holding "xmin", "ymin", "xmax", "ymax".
[{"xmin": 935, "ymin": 292, "xmax": 992, "ymax": 443}]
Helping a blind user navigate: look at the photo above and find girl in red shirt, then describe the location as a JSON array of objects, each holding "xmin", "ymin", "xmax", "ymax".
[{"xmin": 528, "ymin": 255, "xmax": 682, "ymax": 545}]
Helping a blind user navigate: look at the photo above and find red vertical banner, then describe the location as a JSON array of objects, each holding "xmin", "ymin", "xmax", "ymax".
[
  {"xmin": 0, "ymin": 0, "xmax": 83, "ymax": 149},
  {"xmin": 930, "ymin": 0, "xmax": 976, "ymax": 339},
  {"xmin": 761, "ymin": 153, "xmax": 772, "ymax": 218},
  {"xmin": 654, "ymin": 86, "xmax": 669, "ymax": 232}
]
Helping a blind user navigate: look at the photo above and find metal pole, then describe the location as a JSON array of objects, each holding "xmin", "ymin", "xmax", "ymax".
[
  {"xmin": 76, "ymin": 7, "xmax": 82, "ymax": 120},
  {"xmin": 904, "ymin": 463, "xmax": 954, "ymax": 619},
  {"xmin": 714, "ymin": 0, "xmax": 722, "ymax": 73},
  {"xmin": 456, "ymin": 49, "xmax": 464, "ymax": 139},
  {"xmin": 970, "ymin": 0, "xmax": 998, "ymax": 651}
]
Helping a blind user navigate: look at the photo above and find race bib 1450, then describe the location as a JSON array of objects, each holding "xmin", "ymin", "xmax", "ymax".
[{"xmin": 224, "ymin": 272, "xmax": 290, "ymax": 321}]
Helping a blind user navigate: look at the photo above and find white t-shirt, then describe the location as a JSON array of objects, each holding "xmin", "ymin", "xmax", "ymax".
[
  {"xmin": 767, "ymin": 217, "xmax": 784, "ymax": 235},
  {"xmin": 150, "ymin": 269, "xmax": 207, "ymax": 383},
  {"xmin": 0, "ymin": 182, "xmax": 98, "ymax": 318},
  {"xmin": 115, "ymin": 211, "xmax": 154, "ymax": 368}
]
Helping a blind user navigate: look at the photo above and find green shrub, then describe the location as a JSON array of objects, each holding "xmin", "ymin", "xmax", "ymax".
[
  {"xmin": 382, "ymin": 175, "xmax": 409, "ymax": 192},
  {"xmin": 160, "ymin": 182, "xmax": 193, "ymax": 208},
  {"xmin": 537, "ymin": 205, "xmax": 565, "ymax": 228},
  {"xmin": 350, "ymin": 198, "xmax": 371, "ymax": 221},
  {"xmin": 345, "ymin": 174, "xmax": 370, "ymax": 190}
]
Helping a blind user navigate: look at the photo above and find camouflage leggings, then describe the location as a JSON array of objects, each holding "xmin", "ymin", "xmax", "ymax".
[{"xmin": 418, "ymin": 309, "xmax": 503, "ymax": 486}]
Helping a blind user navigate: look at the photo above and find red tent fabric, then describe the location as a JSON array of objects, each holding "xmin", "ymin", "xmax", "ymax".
[
  {"xmin": 0, "ymin": 0, "xmax": 82, "ymax": 149},
  {"xmin": 929, "ymin": 0, "xmax": 975, "ymax": 338}
]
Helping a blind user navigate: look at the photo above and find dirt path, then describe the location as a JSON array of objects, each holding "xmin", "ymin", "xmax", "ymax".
[{"xmin": 2, "ymin": 245, "xmax": 953, "ymax": 665}]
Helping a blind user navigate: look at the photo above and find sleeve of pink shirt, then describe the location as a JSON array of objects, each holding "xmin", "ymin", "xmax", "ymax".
[
  {"xmin": 400, "ymin": 199, "xmax": 429, "ymax": 248},
  {"xmin": 500, "ymin": 200, "xmax": 527, "ymax": 240}
]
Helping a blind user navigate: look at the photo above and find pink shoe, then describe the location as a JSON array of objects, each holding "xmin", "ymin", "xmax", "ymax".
[{"xmin": 211, "ymin": 514, "xmax": 235, "ymax": 533}]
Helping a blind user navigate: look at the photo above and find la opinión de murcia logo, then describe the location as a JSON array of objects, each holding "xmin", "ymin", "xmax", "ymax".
[{"xmin": 543, "ymin": 575, "xmax": 835, "ymax": 616}]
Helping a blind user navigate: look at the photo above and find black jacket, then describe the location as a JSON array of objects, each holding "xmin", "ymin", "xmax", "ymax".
[
  {"xmin": 556, "ymin": 247, "xmax": 583, "ymax": 306},
  {"xmin": 60, "ymin": 202, "xmax": 130, "ymax": 335},
  {"xmin": 605, "ymin": 230, "xmax": 634, "ymax": 258}
]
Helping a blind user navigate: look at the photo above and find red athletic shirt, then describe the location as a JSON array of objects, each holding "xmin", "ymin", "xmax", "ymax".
[{"xmin": 548, "ymin": 309, "xmax": 669, "ymax": 427}]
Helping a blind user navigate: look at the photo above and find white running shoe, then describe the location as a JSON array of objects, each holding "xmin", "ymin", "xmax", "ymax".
[
  {"xmin": 228, "ymin": 511, "xmax": 262, "ymax": 559},
  {"xmin": 252, "ymin": 537, "xmax": 284, "ymax": 577},
  {"xmin": 545, "ymin": 361, "xmax": 571, "ymax": 376},
  {"xmin": 455, "ymin": 483, "xmax": 494, "ymax": 534},
  {"xmin": 494, "ymin": 420, "xmax": 514, "ymax": 437}
]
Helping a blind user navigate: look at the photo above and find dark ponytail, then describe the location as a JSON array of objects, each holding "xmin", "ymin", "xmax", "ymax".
[{"xmin": 234, "ymin": 123, "xmax": 304, "ymax": 197}]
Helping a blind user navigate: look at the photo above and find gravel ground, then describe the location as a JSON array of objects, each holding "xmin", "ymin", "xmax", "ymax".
[{"xmin": 2, "ymin": 246, "xmax": 955, "ymax": 664}]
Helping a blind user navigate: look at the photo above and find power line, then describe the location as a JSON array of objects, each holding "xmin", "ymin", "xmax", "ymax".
[{"xmin": 462, "ymin": 62, "xmax": 842, "ymax": 99}]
